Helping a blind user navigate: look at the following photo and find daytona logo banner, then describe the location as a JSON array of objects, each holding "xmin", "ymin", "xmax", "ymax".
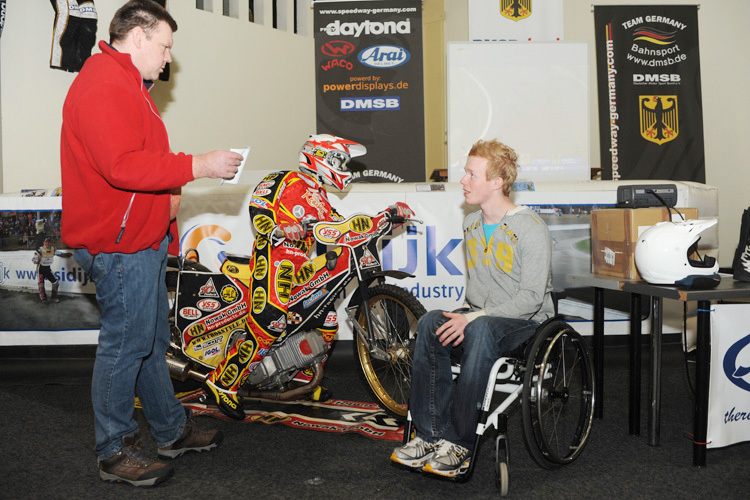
[
  {"xmin": 314, "ymin": 0, "xmax": 425, "ymax": 184},
  {"xmin": 594, "ymin": 5, "xmax": 705, "ymax": 182}
]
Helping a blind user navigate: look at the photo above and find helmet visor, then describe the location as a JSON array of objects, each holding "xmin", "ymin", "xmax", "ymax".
[{"xmin": 326, "ymin": 150, "xmax": 350, "ymax": 171}]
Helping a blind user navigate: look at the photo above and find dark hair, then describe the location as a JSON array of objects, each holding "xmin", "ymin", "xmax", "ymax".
[{"xmin": 109, "ymin": 0, "xmax": 178, "ymax": 44}]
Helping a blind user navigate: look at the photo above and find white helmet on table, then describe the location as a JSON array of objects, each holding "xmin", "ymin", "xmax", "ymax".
[{"xmin": 634, "ymin": 219, "xmax": 719, "ymax": 286}]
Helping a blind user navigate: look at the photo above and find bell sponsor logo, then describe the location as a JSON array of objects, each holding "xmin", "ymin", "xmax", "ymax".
[{"xmin": 180, "ymin": 307, "xmax": 202, "ymax": 320}]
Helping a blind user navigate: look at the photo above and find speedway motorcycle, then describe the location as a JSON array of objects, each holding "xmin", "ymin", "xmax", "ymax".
[{"xmin": 165, "ymin": 208, "xmax": 425, "ymax": 417}]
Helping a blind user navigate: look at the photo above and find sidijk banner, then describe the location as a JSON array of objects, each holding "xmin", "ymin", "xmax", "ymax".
[
  {"xmin": 313, "ymin": 0, "xmax": 425, "ymax": 183},
  {"xmin": 708, "ymin": 304, "xmax": 750, "ymax": 449},
  {"xmin": 593, "ymin": 5, "xmax": 705, "ymax": 182}
]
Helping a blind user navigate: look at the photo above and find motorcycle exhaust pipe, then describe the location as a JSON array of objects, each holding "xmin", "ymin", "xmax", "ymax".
[
  {"xmin": 239, "ymin": 361, "xmax": 324, "ymax": 401},
  {"xmin": 166, "ymin": 354, "xmax": 208, "ymax": 383}
]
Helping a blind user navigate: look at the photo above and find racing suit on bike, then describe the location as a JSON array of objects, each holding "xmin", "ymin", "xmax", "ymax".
[{"xmin": 203, "ymin": 170, "xmax": 344, "ymax": 419}]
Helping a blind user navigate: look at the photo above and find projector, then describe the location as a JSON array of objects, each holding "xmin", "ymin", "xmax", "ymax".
[{"xmin": 616, "ymin": 184, "xmax": 677, "ymax": 208}]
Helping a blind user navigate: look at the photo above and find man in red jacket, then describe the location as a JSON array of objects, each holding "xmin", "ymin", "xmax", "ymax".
[{"xmin": 60, "ymin": 0, "xmax": 243, "ymax": 488}]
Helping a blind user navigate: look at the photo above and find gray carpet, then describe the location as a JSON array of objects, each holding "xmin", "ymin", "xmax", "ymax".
[{"xmin": 0, "ymin": 341, "xmax": 748, "ymax": 499}]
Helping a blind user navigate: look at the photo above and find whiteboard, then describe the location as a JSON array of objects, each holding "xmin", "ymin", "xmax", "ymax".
[{"xmin": 447, "ymin": 42, "xmax": 589, "ymax": 183}]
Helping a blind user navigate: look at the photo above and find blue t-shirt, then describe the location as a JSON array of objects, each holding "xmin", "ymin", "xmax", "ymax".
[{"xmin": 484, "ymin": 222, "xmax": 499, "ymax": 243}]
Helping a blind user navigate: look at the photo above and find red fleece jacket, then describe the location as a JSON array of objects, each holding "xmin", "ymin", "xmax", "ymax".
[{"xmin": 61, "ymin": 41, "xmax": 193, "ymax": 254}]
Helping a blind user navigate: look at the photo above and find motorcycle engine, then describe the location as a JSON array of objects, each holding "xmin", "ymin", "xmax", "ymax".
[{"xmin": 245, "ymin": 330, "xmax": 327, "ymax": 389}]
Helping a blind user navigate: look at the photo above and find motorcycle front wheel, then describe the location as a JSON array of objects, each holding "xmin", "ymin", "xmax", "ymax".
[{"xmin": 355, "ymin": 284, "xmax": 426, "ymax": 418}]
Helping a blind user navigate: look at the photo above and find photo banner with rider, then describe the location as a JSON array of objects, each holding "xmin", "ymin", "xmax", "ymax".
[
  {"xmin": 593, "ymin": 5, "xmax": 705, "ymax": 182},
  {"xmin": 313, "ymin": 0, "xmax": 426, "ymax": 183}
]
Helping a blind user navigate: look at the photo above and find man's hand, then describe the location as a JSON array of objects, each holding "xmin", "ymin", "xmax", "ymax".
[
  {"xmin": 388, "ymin": 202, "xmax": 415, "ymax": 219},
  {"xmin": 276, "ymin": 222, "xmax": 305, "ymax": 241},
  {"xmin": 435, "ymin": 311, "xmax": 469, "ymax": 347},
  {"xmin": 192, "ymin": 150, "xmax": 243, "ymax": 180}
]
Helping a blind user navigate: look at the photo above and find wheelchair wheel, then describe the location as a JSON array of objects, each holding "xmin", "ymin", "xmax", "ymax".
[
  {"xmin": 355, "ymin": 284, "xmax": 426, "ymax": 417},
  {"xmin": 521, "ymin": 320, "xmax": 594, "ymax": 469},
  {"xmin": 496, "ymin": 462, "xmax": 509, "ymax": 496},
  {"xmin": 495, "ymin": 434, "xmax": 510, "ymax": 496}
]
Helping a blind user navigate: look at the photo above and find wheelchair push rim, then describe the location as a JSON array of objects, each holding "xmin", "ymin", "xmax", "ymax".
[{"xmin": 521, "ymin": 320, "xmax": 595, "ymax": 469}]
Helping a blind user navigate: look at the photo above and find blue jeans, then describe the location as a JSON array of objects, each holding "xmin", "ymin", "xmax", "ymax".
[
  {"xmin": 75, "ymin": 236, "xmax": 186, "ymax": 460},
  {"xmin": 410, "ymin": 309, "xmax": 538, "ymax": 450}
]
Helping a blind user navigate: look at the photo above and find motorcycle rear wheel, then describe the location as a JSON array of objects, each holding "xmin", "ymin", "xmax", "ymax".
[{"xmin": 355, "ymin": 284, "xmax": 426, "ymax": 418}]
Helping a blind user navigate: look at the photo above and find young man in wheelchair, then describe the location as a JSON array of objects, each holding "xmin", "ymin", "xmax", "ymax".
[{"xmin": 391, "ymin": 139, "xmax": 555, "ymax": 478}]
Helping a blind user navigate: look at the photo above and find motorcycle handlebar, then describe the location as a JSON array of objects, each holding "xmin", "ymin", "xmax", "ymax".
[{"xmin": 304, "ymin": 209, "xmax": 422, "ymax": 237}]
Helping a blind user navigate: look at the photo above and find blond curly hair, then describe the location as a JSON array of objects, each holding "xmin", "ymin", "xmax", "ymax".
[{"xmin": 468, "ymin": 139, "xmax": 519, "ymax": 196}]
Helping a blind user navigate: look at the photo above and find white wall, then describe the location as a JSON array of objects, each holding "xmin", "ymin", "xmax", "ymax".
[
  {"xmin": 443, "ymin": 0, "xmax": 750, "ymax": 268},
  {"xmin": 0, "ymin": 0, "xmax": 315, "ymax": 192}
]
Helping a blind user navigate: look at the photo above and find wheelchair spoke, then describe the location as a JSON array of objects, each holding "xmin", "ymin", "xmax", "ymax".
[{"xmin": 522, "ymin": 321, "xmax": 595, "ymax": 468}]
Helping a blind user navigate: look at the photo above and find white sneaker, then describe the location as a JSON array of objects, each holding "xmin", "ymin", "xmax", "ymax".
[
  {"xmin": 422, "ymin": 439, "xmax": 471, "ymax": 478},
  {"xmin": 390, "ymin": 437, "xmax": 438, "ymax": 469}
]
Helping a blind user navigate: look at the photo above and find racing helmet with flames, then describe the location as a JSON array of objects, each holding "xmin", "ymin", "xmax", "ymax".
[
  {"xmin": 298, "ymin": 134, "xmax": 366, "ymax": 190},
  {"xmin": 634, "ymin": 219, "xmax": 719, "ymax": 286}
]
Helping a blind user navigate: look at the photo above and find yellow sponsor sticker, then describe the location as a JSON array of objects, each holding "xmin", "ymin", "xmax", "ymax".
[{"xmin": 252, "ymin": 287, "xmax": 266, "ymax": 314}]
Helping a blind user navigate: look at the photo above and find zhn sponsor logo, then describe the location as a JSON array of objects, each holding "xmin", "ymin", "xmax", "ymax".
[{"xmin": 358, "ymin": 45, "xmax": 410, "ymax": 68}]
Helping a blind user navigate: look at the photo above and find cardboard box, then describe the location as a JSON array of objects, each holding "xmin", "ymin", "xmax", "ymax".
[{"xmin": 591, "ymin": 207, "xmax": 698, "ymax": 279}]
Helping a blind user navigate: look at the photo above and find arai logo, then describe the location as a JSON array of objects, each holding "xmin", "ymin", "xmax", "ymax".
[{"xmin": 358, "ymin": 45, "xmax": 410, "ymax": 68}]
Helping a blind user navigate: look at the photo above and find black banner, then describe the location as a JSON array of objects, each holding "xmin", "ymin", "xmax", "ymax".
[
  {"xmin": 594, "ymin": 5, "xmax": 705, "ymax": 182},
  {"xmin": 314, "ymin": 0, "xmax": 425, "ymax": 183}
]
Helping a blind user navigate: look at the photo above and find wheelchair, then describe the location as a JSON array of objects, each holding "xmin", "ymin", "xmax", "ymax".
[{"xmin": 402, "ymin": 316, "xmax": 595, "ymax": 496}]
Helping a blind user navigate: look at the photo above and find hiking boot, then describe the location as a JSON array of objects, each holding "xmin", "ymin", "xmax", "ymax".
[
  {"xmin": 158, "ymin": 418, "xmax": 223, "ymax": 459},
  {"xmin": 99, "ymin": 436, "xmax": 174, "ymax": 487},
  {"xmin": 202, "ymin": 380, "xmax": 246, "ymax": 420},
  {"xmin": 390, "ymin": 437, "xmax": 439, "ymax": 469},
  {"xmin": 422, "ymin": 439, "xmax": 471, "ymax": 478}
]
